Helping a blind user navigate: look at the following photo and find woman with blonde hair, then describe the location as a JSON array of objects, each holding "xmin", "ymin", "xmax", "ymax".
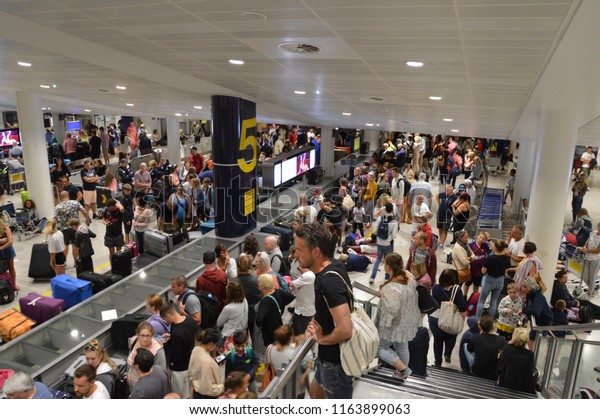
[
  {"xmin": 496, "ymin": 328, "xmax": 536, "ymax": 394},
  {"xmin": 0, "ymin": 219, "xmax": 18, "ymax": 291},
  {"xmin": 83, "ymin": 338, "xmax": 120, "ymax": 396},
  {"xmin": 42, "ymin": 218, "xmax": 66, "ymax": 275},
  {"xmin": 145, "ymin": 294, "xmax": 170, "ymax": 336},
  {"xmin": 126, "ymin": 321, "xmax": 167, "ymax": 388}
]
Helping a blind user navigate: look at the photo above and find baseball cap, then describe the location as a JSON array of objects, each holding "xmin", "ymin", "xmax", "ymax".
[
  {"xmin": 457, "ymin": 184, "xmax": 466, "ymax": 190},
  {"xmin": 190, "ymin": 146, "xmax": 197, "ymax": 150},
  {"xmin": 120, "ymin": 158, "xmax": 128, "ymax": 163}
]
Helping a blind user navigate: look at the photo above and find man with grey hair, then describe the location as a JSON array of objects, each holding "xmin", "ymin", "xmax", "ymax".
[
  {"xmin": 464, "ymin": 179, "xmax": 476, "ymax": 205},
  {"xmin": 264, "ymin": 235, "xmax": 284, "ymax": 273},
  {"xmin": 295, "ymin": 194, "xmax": 317, "ymax": 223},
  {"xmin": 408, "ymin": 172, "xmax": 433, "ymax": 209},
  {"xmin": 2, "ymin": 372, "xmax": 53, "ymax": 399},
  {"xmin": 134, "ymin": 162, "xmax": 152, "ymax": 194}
]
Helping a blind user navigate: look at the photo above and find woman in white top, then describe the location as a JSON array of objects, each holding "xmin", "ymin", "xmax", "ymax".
[
  {"xmin": 215, "ymin": 243, "xmax": 237, "ymax": 281},
  {"xmin": 216, "ymin": 281, "xmax": 248, "ymax": 351},
  {"xmin": 132, "ymin": 197, "xmax": 152, "ymax": 254},
  {"xmin": 579, "ymin": 221, "xmax": 600, "ymax": 298},
  {"xmin": 42, "ymin": 218, "xmax": 66, "ymax": 275},
  {"xmin": 266, "ymin": 324, "xmax": 296, "ymax": 372}
]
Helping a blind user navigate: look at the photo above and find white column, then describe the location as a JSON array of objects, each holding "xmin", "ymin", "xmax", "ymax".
[
  {"xmin": 320, "ymin": 126, "xmax": 334, "ymax": 178},
  {"xmin": 166, "ymin": 118, "xmax": 180, "ymax": 165},
  {"xmin": 525, "ymin": 111, "xmax": 577, "ymax": 300},
  {"xmin": 512, "ymin": 141, "xmax": 537, "ymax": 212},
  {"xmin": 16, "ymin": 91, "xmax": 54, "ymax": 219},
  {"xmin": 363, "ymin": 129, "xmax": 379, "ymax": 153}
]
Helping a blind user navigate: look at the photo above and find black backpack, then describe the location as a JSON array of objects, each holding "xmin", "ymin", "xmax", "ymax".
[
  {"xmin": 271, "ymin": 254, "xmax": 291, "ymax": 277},
  {"xmin": 181, "ymin": 289, "xmax": 220, "ymax": 329},
  {"xmin": 579, "ymin": 305, "xmax": 595, "ymax": 323}
]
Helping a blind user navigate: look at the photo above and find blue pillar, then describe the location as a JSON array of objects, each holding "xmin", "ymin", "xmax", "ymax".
[{"xmin": 211, "ymin": 96, "xmax": 257, "ymax": 238}]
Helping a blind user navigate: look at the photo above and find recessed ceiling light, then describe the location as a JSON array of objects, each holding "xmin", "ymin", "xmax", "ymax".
[
  {"xmin": 47, "ymin": 107, "xmax": 51, "ymax": 110},
  {"xmin": 241, "ymin": 11, "xmax": 267, "ymax": 20},
  {"xmin": 174, "ymin": 113, "xmax": 182, "ymax": 116},
  {"xmin": 451, "ymin": 129, "xmax": 459, "ymax": 133},
  {"xmin": 376, "ymin": 124, "xmax": 380, "ymax": 127},
  {"xmin": 229, "ymin": 59, "xmax": 245, "ymax": 65},
  {"xmin": 429, "ymin": 96, "xmax": 442, "ymax": 101},
  {"xmin": 42, "ymin": 107, "xmax": 46, "ymax": 110},
  {"xmin": 52, "ymin": 84, "xmax": 56, "ymax": 88},
  {"xmin": 365, "ymin": 123, "xmax": 374, "ymax": 127},
  {"xmin": 443, "ymin": 118, "xmax": 453, "ymax": 122},
  {"xmin": 342, "ymin": 112, "xmax": 351, "ymax": 116},
  {"xmin": 40, "ymin": 84, "xmax": 50, "ymax": 89},
  {"xmin": 185, "ymin": 113, "xmax": 189, "ymax": 117},
  {"xmin": 84, "ymin": 109, "xmax": 91, "ymax": 112},
  {"xmin": 194, "ymin": 106, "xmax": 202, "ymax": 110},
  {"xmin": 406, "ymin": 61, "xmax": 423, "ymax": 67},
  {"xmin": 126, "ymin": 103, "xmax": 134, "ymax": 107},
  {"xmin": 316, "ymin": 90, "xmax": 320, "ymax": 95},
  {"xmin": 18, "ymin": 61, "xmax": 32, "ymax": 67},
  {"xmin": 294, "ymin": 91, "xmax": 306, "ymax": 95},
  {"xmin": 116, "ymin": 85, "xmax": 127, "ymax": 90}
]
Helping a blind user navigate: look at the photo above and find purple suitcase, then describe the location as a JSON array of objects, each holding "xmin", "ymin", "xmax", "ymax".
[{"xmin": 19, "ymin": 293, "xmax": 65, "ymax": 325}]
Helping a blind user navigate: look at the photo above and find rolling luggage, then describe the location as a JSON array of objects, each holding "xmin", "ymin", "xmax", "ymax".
[
  {"xmin": 0, "ymin": 309, "xmax": 36, "ymax": 342},
  {"xmin": 0, "ymin": 278, "xmax": 14, "ymax": 305},
  {"xmin": 144, "ymin": 230, "xmax": 173, "ymax": 257},
  {"xmin": 19, "ymin": 293, "xmax": 65, "ymax": 325},
  {"xmin": 77, "ymin": 271, "xmax": 124, "ymax": 294},
  {"xmin": 360, "ymin": 142, "xmax": 369, "ymax": 154},
  {"xmin": 110, "ymin": 313, "xmax": 148, "ymax": 351},
  {"xmin": 125, "ymin": 242, "xmax": 139, "ymax": 258},
  {"xmin": 408, "ymin": 327, "xmax": 430, "ymax": 377},
  {"xmin": 51, "ymin": 275, "xmax": 93, "ymax": 309},
  {"xmin": 111, "ymin": 248, "xmax": 132, "ymax": 276},
  {"xmin": 260, "ymin": 224, "xmax": 294, "ymax": 251},
  {"xmin": 307, "ymin": 166, "xmax": 324, "ymax": 185},
  {"xmin": 28, "ymin": 243, "xmax": 55, "ymax": 280}
]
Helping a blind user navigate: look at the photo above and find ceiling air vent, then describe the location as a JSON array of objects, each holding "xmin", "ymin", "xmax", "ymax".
[
  {"xmin": 278, "ymin": 42, "xmax": 321, "ymax": 55},
  {"xmin": 360, "ymin": 96, "xmax": 386, "ymax": 102}
]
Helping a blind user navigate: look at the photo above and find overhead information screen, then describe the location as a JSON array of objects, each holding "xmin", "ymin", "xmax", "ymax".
[{"xmin": 261, "ymin": 146, "xmax": 315, "ymax": 189}]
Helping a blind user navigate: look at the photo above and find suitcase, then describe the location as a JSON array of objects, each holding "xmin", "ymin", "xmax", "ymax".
[
  {"xmin": 260, "ymin": 224, "xmax": 294, "ymax": 251},
  {"xmin": 19, "ymin": 293, "xmax": 65, "ymax": 324},
  {"xmin": 408, "ymin": 327, "xmax": 430, "ymax": 377},
  {"xmin": 77, "ymin": 271, "xmax": 124, "ymax": 294},
  {"xmin": 360, "ymin": 142, "xmax": 369, "ymax": 154},
  {"xmin": 125, "ymin": 242, "xmax": 139, "ymax": 258},
  {"xmin": 144, "ymin": 230, "xmax": 173, "ymax": 257},
  {"xmin": 111, "ymin": 248, "xmax": 132, "ymax": 276},
  {"xmin": 51, "ymin": 275, "xmax": 93, "ymax": 309},
  {"xmin": 0, "ymin": 278, "xmax": 14, "ymax": 305},
  {"xmin": 110, "ymin": 313, "xmax": 148, "ymax": 351},
  {"xmin": 307, "ymin": 166, "xmax": 324, "ymax": 185},
  {"xmin": 0, "ymin": 309, "xmax": 36, "ymax": 342},
  {"xmin": 28, "ymin": 243, "xmax": 55, "ymax": 280}
]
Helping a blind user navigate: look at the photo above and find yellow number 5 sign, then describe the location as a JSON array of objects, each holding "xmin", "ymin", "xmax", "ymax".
[{"xmin": 238, "ymin": 118, "xmax": 256, "ymax": 173}]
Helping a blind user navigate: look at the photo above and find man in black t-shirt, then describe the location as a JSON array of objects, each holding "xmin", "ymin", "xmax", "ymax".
[
  {"xmin": 102, "ymin": 198, "xmax": 125, "ymax": 267},
  {"xmin": 60, "ymin": 175, "xmax": 83, "ymax": 204},
  {"xmin": 89, "ymin": 130, "xmax": 102, "ymax": 160},
  {"xmin": 295, "ymin": 223, "xmax": 353, "ymax": 399},
  {"xmin": 466, "ymin": 315, "xmax": 507, "ymax": 380},
  {"xmin": 80, "ymin": 159, "xmax": 99, "ymax": 219}
]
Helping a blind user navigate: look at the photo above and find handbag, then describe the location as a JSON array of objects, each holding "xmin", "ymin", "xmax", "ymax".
[
  {"xmin": 323, "ymin": 271, "xmax": 379, "ymax": 377},
  {"xmin": 261, "ymin": 345, "xmax": 276, "ymax": 390},
  {"xmin": 457, "ymin": 268, "xmax": 471, "ymax": 284},
  {"xmin": 416, "ymin": 285, "xmax": 439, "ymax": 314},
  {"xmin": 534, "ymin": 273, "xmax": 548, "ymax": 294},
  {"xmin": 438, "ymin": 285, "xmax": 465, "ymax": 335}
]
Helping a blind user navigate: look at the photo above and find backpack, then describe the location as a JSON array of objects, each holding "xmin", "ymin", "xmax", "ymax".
[
  {"xmin": 447, "ymin": 154, "xmax": 456, "ymax": 168},
  {"xmin": 271, "ymin": 254, "xmax": 291, "ymax": 277},
  {"xmin": 377, "ymin": 216, "xmax": 390, "ymax": 240},
  {"xmin": 268, "ymin": 269, "xmax": 291, "ymax": 292},
  {"xmin": 579, "ymin": 305, "xmax": 595, "ymax": 323},
  {"xmin": 181, "ymin": 290, "xmax": 220, "ymax": 329},
  {"xmin": 430, "ymin": 233, "xmax": 439, "ymax": 250},
  {"xmin": 403, "ymin": 179, "xmax": 411, "ymax": 197},
  {"xmin": 50, "ymin": 143, "xmax": 63, "ymax": 159}
]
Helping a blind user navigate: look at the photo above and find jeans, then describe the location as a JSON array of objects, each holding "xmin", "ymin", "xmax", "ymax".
[
  {"xmin": 572, "ymin": 198, "xmax": 583, "ymax": 223},
  {"xmin": 428, "ymin": 316, "xmax": 457, "ymax": 366},
  {"xmin": 370, "ymin": 243, "xmax": 393, "ymax": 280},
  {"xmin": 475, "ymin": 275, "xmax": 504, "ymax": 318},
  {"xmin": 378, "ymin": 337, "xmax": 409, "ymax": 368},
  {"xmin": 314, "ymin": 358, "xmax": 353, "ymax": 399},
  {"xmin": 463, "ymin": 343, "xmax": 475, "ymax": 371}
]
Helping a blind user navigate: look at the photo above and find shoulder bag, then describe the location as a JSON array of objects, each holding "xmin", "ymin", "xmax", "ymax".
[
  {"xmin": 323, "ymin": 271, "xmax": 379, "ymax": 377},
  {"xmin": 416, "ymin": 285, "xmax": 439, "ymax": 314},
  {"xmin": 438, "ymin": 285, "xmax": 465, "ymax": 335},
  {"xmin": 261, "ymin": 345, "xmax": 276, "ymax": 390}
]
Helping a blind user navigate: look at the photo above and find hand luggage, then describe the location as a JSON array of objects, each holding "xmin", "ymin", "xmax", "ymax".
[
  {"xmin": 0, "ymin": 309, "xmax": 36, "ymax": 342},
  {"xmin": 260, "ymin": 224, "xmax": 294, "ymax": 251},
  {"xmin": 144, "ymin": 230, "xmax": 173, "ymax": 257},
  {"xmin": 51, "ymin": 274, "xmax": 93, "ymax": 309},
  {"xmin": 408, "ymin": 327, "xmax": 430, "ymax": 377},
  {"xmin": 28, "ymin": 243, "xmax": 55, "ymax": 280},
  {"xmin": 125, "ymin": 242, "xmax": 139, "ymax": 258},
  {"xmin": 0, "ymin": 278, "xmax": 14, "ymax": 305},
  {"xmin": 360, "ymin": 142, "xmax": 369, "ymax": 154},
  {"xmin": 77, "ymin": 271, "xmax": 123, "ymax": 294},
  {"xmin": 111, "ymin": 248, "xmax": 132, "ymax": 276},
  {"xmin": 110, "ymin": 313, "xmax": 148, "ymax": 351},
  {"xmin": 19, "ymin": 293, "xmax": 65, "ymax": 324}
]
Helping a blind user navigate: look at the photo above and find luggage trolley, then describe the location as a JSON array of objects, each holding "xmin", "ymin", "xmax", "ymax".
[
  {"xmin": 485, "ymin": 151, "xmax": 502, "ymax": 177},
  {"xmin": 7, "ymin": 167, "xmax": 25, "ymax": 194},
  {"xmin": 475, "ymin": 187, "xmax": 503, "ymax": 239},
  {"xmin": 559, "ymin": 242, "xmax": 584, "ymax": 278}
]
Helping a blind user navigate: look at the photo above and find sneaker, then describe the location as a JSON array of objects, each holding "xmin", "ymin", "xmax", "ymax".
[
  {"xmin": 393, "ymin": 367, "xmax": 412, "ymax": 381},
  {"xmin": 369, "ymin": 278, "xmax": 375, "ymax": 285},
  {"xmin": 444, "ymin": 356, "xmax": 451, "ymax": 363},
  {"xmin": 438, "ymin": 244, "xmax": 444, "ymax": 251}
]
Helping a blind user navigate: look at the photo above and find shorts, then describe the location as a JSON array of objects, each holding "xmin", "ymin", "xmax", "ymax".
[
  {"xmin": 123, "ymin": 221, "xmax": 132, "ymax": 235},
  {"xmin": 437, "ymin": 220, "xmax": 451, "ymax": 231},
  {"xmin": 53, "ymin": 252, "xmax": 66, "ymax": 265},
  {"xmin": 61, "ymin": 228, "xmax": 75, "ymax": 245},
  {"xmin": 83, "ymin": 190, "xmax": 97, "ymax": 205},
  {"xmin": 104, "ymin": 234, "xmax": 125, "ymax": 249}
]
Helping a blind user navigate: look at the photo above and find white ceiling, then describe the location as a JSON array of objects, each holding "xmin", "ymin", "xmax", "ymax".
[{"xmin": 0, "ymin": 0, "xmax": 590, "ymax": 139}]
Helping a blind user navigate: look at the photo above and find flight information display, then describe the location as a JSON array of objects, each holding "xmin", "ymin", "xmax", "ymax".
[{"xmin": 262, "ymin": 147, "xmax": 316, "ymax": 189}]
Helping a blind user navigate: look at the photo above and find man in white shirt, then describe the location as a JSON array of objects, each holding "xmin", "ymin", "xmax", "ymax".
[
  {"xmin": 464, "ymin": 179, "xmax": 477, "ymax": 205},
  {"xmin": 73, "ymin": 364, "xmax": 111, "ymax": 399},
  {"xmin": 506, "ymin": 225, "xmax": 525, "ymax": 269},
  {"xmin": 408, "ymin": 173, "xmax": 433, "ymax": 209},
  {"xmin": 295, "ymin": 194, "xmax": 318, "ymax": 223},
  {"xmin": 291, "ymin": 249, "xmax": 316, "ymax": 335},
  {"xmin": 411, "ymin": 194, "xmax": 432, "ymax": 232},
  {"xmin": 581, "ymin": 146, "xmax": 596, "ymax": 176},
  {"xmin": 273, "ymin": 134, "xmax": 285, "ymax": 156},
  {"xmin": 390, "ymin": 167, "xmax": 404, "ymax": 208}
]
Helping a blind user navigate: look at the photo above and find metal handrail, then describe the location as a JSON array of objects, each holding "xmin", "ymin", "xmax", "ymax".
[
  {"xmin": 351, "ymin": 280, "xmax": 379, "ymax": 297},
  {"xmin": 532, "ymin": 322, "xmax": 600, "ymax": 332},
  {"xmin": 260, "ymin": 336, "xmax": 315, "ymax": 399}
]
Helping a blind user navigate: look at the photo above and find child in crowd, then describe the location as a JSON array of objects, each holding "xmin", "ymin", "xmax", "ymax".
[
  {"xmin": 352, "ymin": 202, "xmax": 365, "ymax": 236},
  {"xmin": 225, "ymin": 331, "xmax": 259, "ymax": 394},
  {"xmin": 496, "ymin": 282, "xmax": 524, "ymax": 340},
  {"xmin": 219, "ymin": 371, "xmax": 250, "ymax": 399},
  {"xmin": 70, "ymin": 218, "xmax": 96, "ymax": 276},
  {"xmin": 504, "ymin": 169, "xmax": 516, "ymax": 205},
  {"xmin": 551, "ymin": 299, "xmax": 569, "ymax": 338}
]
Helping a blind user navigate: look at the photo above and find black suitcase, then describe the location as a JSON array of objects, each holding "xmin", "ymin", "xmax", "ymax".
[
  {"xmin": 28, "ymin": 243, "xmax": 56, "ymax": 280},
  {"xmin": 307, "ymin": 166, "xmax": 324, "ymax": 185},
  {"xmin": 0, "ymin": 278, "xmax": 15, "ymax": 305},
  {"xmin": 360, "ymin": 142, "xmax": 369, "ymax": 154},
  {"xmin": 260, "ymin": 224, "xmax": 294, "ymax": 251},
  {"xmin": 111, "ymin": 248, "xmax": 132, "ymax": 276},
  {"xmin": 78, "ymin": 271, "xmax": 124, "ymax": 294},
  {"xmin": 408, "ymin": 327, "xmax": 430, "ymax": 377},
  {"xmin": 110, "ymin": 313, "xmax": 148, "ymax": 351}
]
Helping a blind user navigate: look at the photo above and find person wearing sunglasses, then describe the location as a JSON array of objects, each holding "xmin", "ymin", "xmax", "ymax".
[{"xmin": 82, "ymin": 339, "xmax": 120, "ymax": 396}]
